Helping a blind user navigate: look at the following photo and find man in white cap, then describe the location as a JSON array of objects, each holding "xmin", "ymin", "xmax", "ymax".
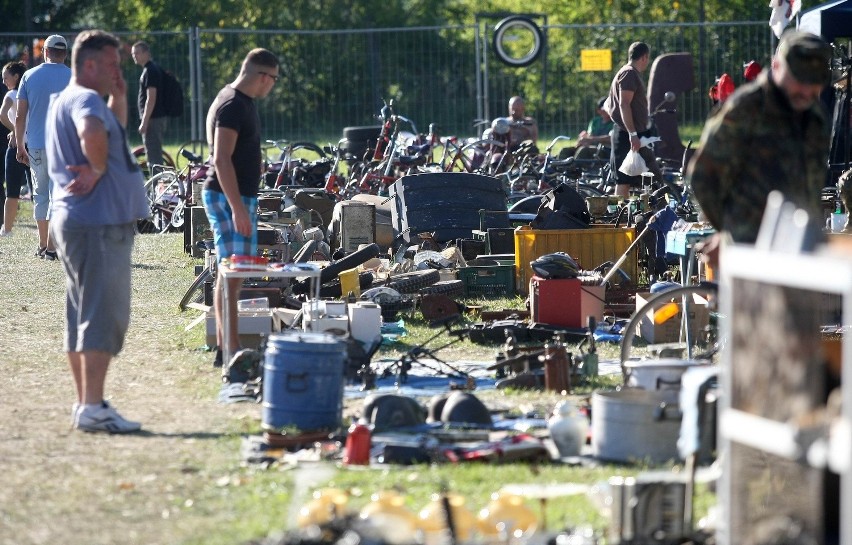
[{"xmin": 14, "ymin": 34, "xmax": 71, "ymax": 261}]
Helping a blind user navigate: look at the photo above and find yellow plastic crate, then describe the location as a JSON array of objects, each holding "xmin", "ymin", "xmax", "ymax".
[{"xmin": 514, "ymin": 226, "xmax": 637, "ymax": 294}]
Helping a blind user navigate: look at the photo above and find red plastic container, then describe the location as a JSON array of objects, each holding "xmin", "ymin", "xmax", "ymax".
[{"xmin": 343, "ymin": 422, "xmax": 371, "ymax": 465}]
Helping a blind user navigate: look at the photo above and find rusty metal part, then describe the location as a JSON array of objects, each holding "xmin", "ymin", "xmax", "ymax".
[
  {"xmin": 420, "ymin": 294, "xmax": 462, "ymax": 322},
  {"xmin": 487, "ymin": 349, "xmax": 546, "ymax": 371}
]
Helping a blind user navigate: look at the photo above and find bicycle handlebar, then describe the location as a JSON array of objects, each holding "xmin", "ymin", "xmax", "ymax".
[{"xmin": 545, "ymin": 135, "xmax": 573, "ymax": 152}]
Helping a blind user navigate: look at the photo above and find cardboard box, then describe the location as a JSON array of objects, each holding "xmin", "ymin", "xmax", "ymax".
[
  {"xmin": 636, "ymin": 291, "xmax": 709, "ymax": 344},
  {"xmin": 206, "ymin": 310, "xmax": 273, "ymax": 349}
]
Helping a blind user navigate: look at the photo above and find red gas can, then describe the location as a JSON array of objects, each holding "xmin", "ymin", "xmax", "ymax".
[{"xmin": 343, "ymin": 422, "xmax": 371, "ymax": 465}]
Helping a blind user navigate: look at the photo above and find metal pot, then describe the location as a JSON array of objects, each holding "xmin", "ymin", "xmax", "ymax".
[
  {"xmin": 622, "ymin": 358, "xmax": 710, "ymax": 401},
  {"xmin": 591, "ymin": 388, "xmax": 682, "ymax": 464}
]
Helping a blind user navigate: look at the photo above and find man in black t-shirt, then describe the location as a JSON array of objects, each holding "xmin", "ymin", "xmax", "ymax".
[
  {"xmin": 201, "ymin": 48, "xmax": 279, "ymax": 371},
  {"xmin": 131, "ymin": 41, "xmax": 167, "ymax": 174}
]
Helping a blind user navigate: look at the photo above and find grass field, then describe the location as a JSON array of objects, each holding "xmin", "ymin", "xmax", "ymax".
[{"xmin": 0, "ymin": 192, "xmax": 715, "ymax": 544}]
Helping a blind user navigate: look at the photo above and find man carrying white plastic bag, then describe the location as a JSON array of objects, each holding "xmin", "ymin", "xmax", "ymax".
[
  {"xmin": 605, "ymin": 41, "xmax": 665, "ymax": 198},
  {"xmin": 619, "ymin": 149, "xmax": 647, "ymax": 177}
]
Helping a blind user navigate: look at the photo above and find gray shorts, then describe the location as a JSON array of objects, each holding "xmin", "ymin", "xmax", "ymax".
[
  {"xmin": 28, "ymin": 148, "xmax": 52, "ymax": 221},
  {"xmin": 50, "ymin": 221, "xmax": 136, "ymax": 355}
]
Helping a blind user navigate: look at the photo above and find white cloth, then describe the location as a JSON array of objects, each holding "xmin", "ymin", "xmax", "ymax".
[{"xmin": 769, "ymin": 0, "xmax": 802, "ymax": 38}]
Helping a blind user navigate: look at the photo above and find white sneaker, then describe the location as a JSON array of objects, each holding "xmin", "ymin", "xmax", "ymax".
[
  {"xmin": 0, "ymin": 227, "xmax": 10, "ymax": 237},
  {"xmin": 71, "ymin": 402, "xmax": 80, "ymax": 427},
  {"xmin": 76, "ymin": 401, "xmax": 142, "ymax": 434}
]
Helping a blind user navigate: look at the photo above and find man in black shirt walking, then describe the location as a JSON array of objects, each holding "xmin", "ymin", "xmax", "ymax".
[{"xmin": 131, "ymin": 41, "xmax": 167, "ymax": 175}]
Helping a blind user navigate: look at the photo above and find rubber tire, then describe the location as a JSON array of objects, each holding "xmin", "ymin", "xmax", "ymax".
[
  {"xmin": 379, "ymin": 297, "xmax": 417, "ymax": 321},
  {"xmin": 492, "ymin": 16, "xmax": 544, "ymax": 68},
  {"xmin": 179, "ymin": 268, "xmax": 213, "ymax": 311},
  {"xmin": 419, "ymin": 279, "xmax": 464, "ymax": 298},
  {"xmin": 385, "ymin": 269, "xmax": 440, "ymax": 294}
]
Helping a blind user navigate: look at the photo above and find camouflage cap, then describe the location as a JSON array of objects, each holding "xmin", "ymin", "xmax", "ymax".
[{"xmin": 777, "ymin": 31, "xmax": 832, "ymax": 85}]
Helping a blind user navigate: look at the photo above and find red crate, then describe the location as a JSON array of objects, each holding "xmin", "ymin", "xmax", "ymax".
[{"xmin": 529, "ymin": 276, "xmax": 605, "ymax": 328}]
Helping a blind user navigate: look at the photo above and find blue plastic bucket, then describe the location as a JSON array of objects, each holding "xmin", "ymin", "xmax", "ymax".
[{"xmin": 262, "ymin": 331, "xmax": 347, "ymax": 432}]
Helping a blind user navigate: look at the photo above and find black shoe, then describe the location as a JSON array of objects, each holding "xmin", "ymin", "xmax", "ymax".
[
  {"xmin": 212, "ymin": 348, "xmax": 223, "ymax": 368},
  {"xmin": 35, "ymin": 246, "xmax": 46, "ymax": 258},
  {"xmin": 223, "ymin": 348, "xmax": 262, "ymax": 384},
  {"xmin": 43, "ymin": 250, "xmax": 58, "ymax": 261}
]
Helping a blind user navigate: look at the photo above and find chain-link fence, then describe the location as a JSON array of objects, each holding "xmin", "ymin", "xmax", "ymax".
[{"xmin": 0, "ymin": 20, "xmax": 774, "ymax": 148}]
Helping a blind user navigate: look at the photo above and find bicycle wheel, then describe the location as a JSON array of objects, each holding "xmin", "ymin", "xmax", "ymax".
[
  {"xmin": 619, "ymin": 282, "xmax": 720, "ymax": 366},
  {"xmin": 179, "ymin": 267, "xmax": 214, "ymax": 311},
  {"xmin": 176, "ymin": 140, "xmax": 208, "ymax": 170},
  {"xmin": 133, "ymin": 145, "xmax": 176, "ymax": 175},
  {"xmin": 170, "ymin": 200, "xmax": 187, "ymax": 231}
]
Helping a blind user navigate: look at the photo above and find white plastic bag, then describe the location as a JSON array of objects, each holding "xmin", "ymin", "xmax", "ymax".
[{"xmin": 618, "ymin": 150, "xmax": 647, "ymax": 176}]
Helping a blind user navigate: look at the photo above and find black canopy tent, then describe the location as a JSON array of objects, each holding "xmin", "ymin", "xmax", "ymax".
[
  {"xmin": 799, "ymin": 0, "xmax": 852, "ymax": 42},
  {"xmin": 799, "ymin": 0, "xmax": 852, "ymax": 182}
]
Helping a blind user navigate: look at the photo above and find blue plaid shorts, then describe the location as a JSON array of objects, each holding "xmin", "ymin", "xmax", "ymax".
[{"xmin": 201, "ymin": 189, "xmax": 258, "ymax": 263}]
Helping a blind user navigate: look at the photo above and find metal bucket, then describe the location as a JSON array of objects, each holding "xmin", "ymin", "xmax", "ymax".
[
  {"xmin": 262, "ymin": 332, "xmax": 346, "ymax": 432},
  {"xmin": 591, "ymin": 389, "xmax": 681, "ymax": 464}
]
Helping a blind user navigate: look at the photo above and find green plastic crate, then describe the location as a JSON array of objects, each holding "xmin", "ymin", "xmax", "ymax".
[{"xmin": 459, "ymin": 265, "xmax": 516, "ymax": 298}]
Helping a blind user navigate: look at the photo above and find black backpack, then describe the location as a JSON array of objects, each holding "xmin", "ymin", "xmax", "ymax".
[
  {"xmin": 160, "ymin": 70, "xmax": 184, "ymax": 118},
  {"xmin": 531, "ymin": 184, "xmax": 592, "ymax": 229}
]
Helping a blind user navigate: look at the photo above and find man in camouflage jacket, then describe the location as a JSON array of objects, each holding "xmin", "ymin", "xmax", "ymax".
[{"xmin": 687, "ymin": 31, "xmax": 833, "ymax": 244}]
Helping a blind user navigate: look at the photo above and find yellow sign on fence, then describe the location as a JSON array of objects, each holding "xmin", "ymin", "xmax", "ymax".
[{"xmin": 580, "ymin": 49, "xmax": 613, "ymax": 71}]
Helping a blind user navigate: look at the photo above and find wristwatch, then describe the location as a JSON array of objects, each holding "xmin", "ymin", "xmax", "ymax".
[{"xmin": 628, "ymin": 131, "xmax": 638, "ymax": 137}]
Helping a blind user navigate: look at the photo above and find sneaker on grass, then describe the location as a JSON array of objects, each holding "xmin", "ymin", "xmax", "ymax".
[
  {"xmin": 43, "ymin": 250, "xmax": 58, "ymax": 261},
  {"xmin": 76, "ymin": 401, "xmax": 141, "ymax": 434}
]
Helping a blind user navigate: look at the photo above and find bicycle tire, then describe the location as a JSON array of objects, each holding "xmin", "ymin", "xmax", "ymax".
[
  {"xmin": 170, "ymin": 200, "xmax": 186, "ymax": 231},
  {"xmin": 144, "ymin": 170, "xmax": 180, "ymax": 205},
  {"xmin": 133, "ymin": 145, "xmax": 176, "ymax": 174},
  {"xmin": 619, "ymin": 282, "xmax": 719, "ymax": 369},
  {"xmin": 179, "ymin": 267, "xmax": 213, "ymax": 311},
  {"xmin": 176, "ymin": 140, "xmax": 208, "ymax": 170}
]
